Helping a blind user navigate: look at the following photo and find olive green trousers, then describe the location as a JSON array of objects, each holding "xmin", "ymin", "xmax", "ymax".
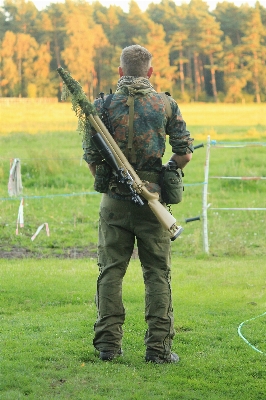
[{"xmin": 93, "ymin": 194, "xmax": 175, "ymax": 358}]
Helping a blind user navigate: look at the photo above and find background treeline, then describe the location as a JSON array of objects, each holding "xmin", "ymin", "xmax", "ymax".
[{"xmin": 1, "ymin": 0, "xmax": 266, "ymax": 102}]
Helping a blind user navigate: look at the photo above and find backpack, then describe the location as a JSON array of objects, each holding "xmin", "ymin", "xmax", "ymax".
[{"xmin": 159, "ymin": 92, "xmax": 172, "ymax": 119}]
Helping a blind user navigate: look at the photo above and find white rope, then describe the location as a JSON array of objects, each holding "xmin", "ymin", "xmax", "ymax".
[
  {"xmin": 210, "ymin": 176, "xmax": 266, "ymax": 180},
  {"xmin": 211, "ymin": 208, "xmax": 266, "ymax": 211},
  {"xmin": 238, "ymin": 312, "xmax": 266, "ymax": 355},
  {"xmin": 31, "ymin": 223, "xmax": 50, "ymax": 241},
  {"xmin": 8, "ymin": 158, "xmax": 23, "ymax": 196}
]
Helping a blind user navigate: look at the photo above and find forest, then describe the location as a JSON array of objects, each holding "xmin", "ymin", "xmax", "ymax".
[{"xmin": 1, "ymin": 0, "xmax": 266, "ymax": 102}]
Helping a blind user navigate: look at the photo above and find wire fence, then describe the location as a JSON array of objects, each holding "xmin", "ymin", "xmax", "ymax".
[{"xmin": 202, "ymin": 136, "xmax": 266, "ymax": 253}]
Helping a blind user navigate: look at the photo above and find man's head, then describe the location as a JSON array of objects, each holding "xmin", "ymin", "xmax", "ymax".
[{"xmin": 119, "ymin": 45, "xmax": 153, "ymax": 78}]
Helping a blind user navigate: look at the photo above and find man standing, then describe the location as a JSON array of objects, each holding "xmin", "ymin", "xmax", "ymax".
[{"xmin": 83, "ymin": 45, "xmax": 193, "ymax": 364}]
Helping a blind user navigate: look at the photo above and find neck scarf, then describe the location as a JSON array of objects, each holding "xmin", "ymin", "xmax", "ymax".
[{"xmin": 116, "ymin": 76, "xmax": 155, "ymax": 91}]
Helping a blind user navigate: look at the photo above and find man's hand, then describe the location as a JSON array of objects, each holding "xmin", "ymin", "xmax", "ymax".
[{"xmin": 168, "ymin": 153, "xmax": 192, "ymax": 170}]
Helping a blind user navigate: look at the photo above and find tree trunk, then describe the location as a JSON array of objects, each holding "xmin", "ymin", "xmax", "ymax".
[
  {"xmin": 187, "ymin": 50, "xmax": 193, "ymax": 94},
  {"xmin": 253, "ymin": 51, "xmax": 261, "ymax": 103},
  {"xmin": 53, "ymin": 32, "xmax": 61, "ymax": 67},
  {"xmin": 179, "ymin": 50, "xmax": 185, "ymax": 94},
  {"xmin": 193, "ymin": 52, "xmax": 200, "ymax": 101},
  {"xmin": 199, "ymin": 57, "xmax": 205, "ymax": 92},
  {"xmin": 0, "ymin": 45, "xmax": 2, "ymax": 97},
  {"xmin": 18, "ymin": 57, "xmax": 22, "ymax": 97},
  {"xmin": 209, "ymin": 53, "xmax": 218, "ymax": 103}
]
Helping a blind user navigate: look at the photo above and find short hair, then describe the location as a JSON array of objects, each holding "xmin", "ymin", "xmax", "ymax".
[{"xmin": 120, "ymin": 45, "xmax": 152, "ymax": 77}]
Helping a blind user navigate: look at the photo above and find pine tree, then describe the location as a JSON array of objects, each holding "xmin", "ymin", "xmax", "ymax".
[
  {"xmin": 222, "ymin": 36, "xmax": 251, "ymax": 103},
  {"xmin": 0, "ymin": 31, "xmax": 19, "ymax": 96},
  {"xmin": 93, "ymin": 4, "xmax": 125, "ymax": 92},
  {"xmin": 0, "ymin": 30, "xmax": 39, "ymax": 97},
  {"xmin": 147, "ymin": 0, "xmax": 189, "ymax": 98},
  {"xmin": 143, "ymin": 20, "xmax": 175, "ymax": 93},
  {"xmin": 184, "ymin": 0, "xmax": 210, "ymax": 101},
  {"xmin": 238, "ymin": 4, "xmax": 266, "ymax": 103},
  {"xmin": 46, "ymin": 2, "xmax": 67, "ymax": 69},
  {"xmin": 198, "ymin": 12, "xmax": 223, "ymax": 102},
  {"xmin": 61, "ymin": 1, "xmax": 109, "ymax": 99},
  {"xmin": 2, "ymin": 0, "xmax": 38, "ymax": 34},
  {"xmin": 119, "ymin": 1, "xmax": 150, "ymax": 48}
]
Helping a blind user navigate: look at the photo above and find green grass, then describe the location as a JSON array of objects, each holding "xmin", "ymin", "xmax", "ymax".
[
  {"xmin": 1, "ymin": 103, "xmax": 266, "ymax": 399},
  {"xmin": 0, "ymin": 257, "xmax": 265, "ymax": 399},
  {"xmin": 0, "ymin": 125, "xmax": 266, "ymax": 255}
]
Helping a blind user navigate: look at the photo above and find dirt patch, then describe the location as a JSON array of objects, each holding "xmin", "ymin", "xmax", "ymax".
[
  {"xmin": 0, "ymin": 246, "xmax": 139, "ymax": 259},
  {"xmin": 0, "ymin": 246, "xmax": 97, "ymax": 259}
]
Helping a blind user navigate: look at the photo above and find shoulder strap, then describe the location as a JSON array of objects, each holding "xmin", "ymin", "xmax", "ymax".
[
  {"xmin": 125, "ymin": 89, "xmax": 137, "ymax": 163},
  {"xmin": 100, "ymin": 93, "xmax": 115, "ymax": 135},
  {"xmin": 103, "ymin": 93, "xmax": 114, "ymax": 109},
  {"xmin": 159, "ymin": 92, "xmax": 172, "ymax": 119}
]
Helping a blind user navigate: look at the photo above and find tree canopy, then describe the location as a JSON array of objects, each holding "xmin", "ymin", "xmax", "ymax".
[{"xmin": 1, "ymin": 0, "xmax": 266, "ymax": 102}]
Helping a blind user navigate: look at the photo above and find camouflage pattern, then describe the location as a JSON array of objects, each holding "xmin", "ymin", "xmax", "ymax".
[
  {"xmin": 86, "ymin": 77, "xmax": 193, "ymax": 360},
  {"xmin": 83, "ymin": 79, "xmax": 194, "ymax": 172}
]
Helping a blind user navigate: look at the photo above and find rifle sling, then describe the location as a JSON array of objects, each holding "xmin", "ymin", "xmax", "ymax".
[
  {"xmin": 159, "ymin": 92, "xmax": 172, "ymax": 119},
  {"xmin": 126, "ymin": 92, "xmax": 137, "ymax": 163}
]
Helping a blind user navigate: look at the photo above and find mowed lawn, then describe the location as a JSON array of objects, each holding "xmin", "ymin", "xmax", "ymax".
[{"xmin": 1, "ymin": 256, "xmax": 265, "ymax": 399}]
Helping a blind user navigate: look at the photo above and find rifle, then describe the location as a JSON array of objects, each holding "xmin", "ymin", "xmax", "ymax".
[
  {"xmin": 91, "ymin": 132, "xmax": 144, "ymax": 206},
  {"xmin": 57, "ymin": 67, "xmax": 183, "ymax": 241}
]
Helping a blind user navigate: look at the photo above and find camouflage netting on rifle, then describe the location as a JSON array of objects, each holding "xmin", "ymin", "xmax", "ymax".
[{"xmin": 58, "ymin": 67, "xmax": 97, "ymax": 147}]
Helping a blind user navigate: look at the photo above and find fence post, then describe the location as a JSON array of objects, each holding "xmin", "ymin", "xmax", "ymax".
[{"xmin": 202, "ymin": 135, "xmax": 210, "ymax": 254}]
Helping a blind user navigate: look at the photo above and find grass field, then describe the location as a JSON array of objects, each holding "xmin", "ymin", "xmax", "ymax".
[
  {"xmin": 1, "ymin": 257, "xmax": 265, "ymax": 399},
  {"xmin": 0, "ymin": 102, "xmax": 266, "ymax": 257},
  {"xmin": 0, "ymin": 102, "xmax": 266, "ymax": 399}
]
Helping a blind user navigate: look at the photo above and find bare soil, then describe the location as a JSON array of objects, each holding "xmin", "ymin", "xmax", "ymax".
[
  {"xmin": 0, "ymin": 246, "xmax": 139, "ymax": 259},
  {"xmin": 0, "ymin": 246, "xmax": 97, "ymax": 259}
]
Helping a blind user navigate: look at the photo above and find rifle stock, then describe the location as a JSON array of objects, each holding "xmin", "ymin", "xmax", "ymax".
[{"xmin": 57, "ymin": 67, "xmax": 183, "ymax": 240}]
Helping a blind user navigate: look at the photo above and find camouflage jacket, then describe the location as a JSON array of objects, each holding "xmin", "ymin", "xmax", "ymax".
[{"xmin": 83, "ymin": 77, "xmax": 193, "ymax": 196}]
